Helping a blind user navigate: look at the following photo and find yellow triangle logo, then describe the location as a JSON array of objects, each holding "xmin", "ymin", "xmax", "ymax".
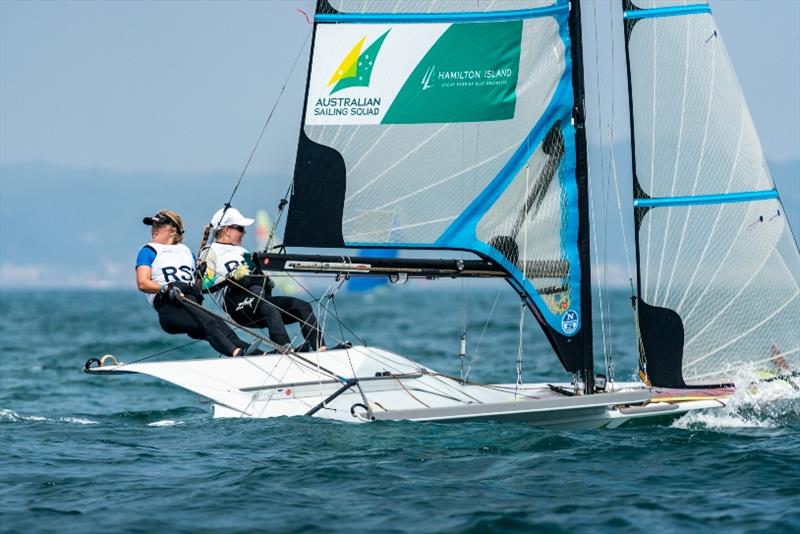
[{"xmin": 327, "ymin": 36, "xmax": 366, "ymax": 87}]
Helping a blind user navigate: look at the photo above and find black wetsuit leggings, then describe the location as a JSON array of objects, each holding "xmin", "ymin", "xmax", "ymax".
[
  {"xmin": 225, "ymin": 285, "xmax": 325, "ymax": 350},
  {"xmin": 155, "ymin": 285, "xmax": 249, "ymax": 356}
]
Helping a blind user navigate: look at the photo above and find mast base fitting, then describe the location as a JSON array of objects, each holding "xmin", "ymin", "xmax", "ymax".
[{"xmin": 594, "ymin": 374, "xmax": 607, "ymax": 393}]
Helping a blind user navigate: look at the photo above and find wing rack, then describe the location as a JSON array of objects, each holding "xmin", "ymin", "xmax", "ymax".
[{"xmin": 252, "ymin": 252, "xmax": 509, "ymax": 280}]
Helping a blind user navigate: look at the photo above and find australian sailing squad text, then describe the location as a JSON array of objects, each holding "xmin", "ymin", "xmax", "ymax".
[{"xmin": 314, "ymin": 97, "xmax": 381, "ymax": 116}]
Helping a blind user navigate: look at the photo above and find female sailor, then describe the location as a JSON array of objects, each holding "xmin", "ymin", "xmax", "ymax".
[
  {"xmin": 135, "ymin": 210, "xmax": 254, "ymax": 357},
  {"xmin": 200, "ymin": 207, "xmax": 327, "ymax": 353}
]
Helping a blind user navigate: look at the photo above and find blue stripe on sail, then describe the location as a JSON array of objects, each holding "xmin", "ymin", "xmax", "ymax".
[
  {"xmin": 634, "ymin": 189, "xmax": 778, "ymax": 208},
  {"xmin": 316, "ymin": 3, "xmax": 568, "ymax": 24},
  {"xmin": 623, "ymin": 4, "xmax": 710, "ymax": 20},
  {"xmin": 433, "ymin": 8, "xmax": 582, "ymax": 336}
]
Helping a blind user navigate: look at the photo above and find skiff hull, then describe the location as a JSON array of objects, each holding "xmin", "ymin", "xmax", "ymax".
[{"xmin": 85, "ymin": 346, "xmax": 730, "ymax": 428}]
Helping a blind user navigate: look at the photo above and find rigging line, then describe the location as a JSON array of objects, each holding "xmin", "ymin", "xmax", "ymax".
[
  {"xmin": 608, "ymin": 131, "xmax": 634, "ymax": 283},
  {"xmin": 602, "ymin": 0, "xmax": 617, "ymax": 379},
  {"xmin": 460, "ymin": 252, "xmax": 467, "ymax": 381},
  {"xmin": 599, "ymin": 0, "xmax": 615, "ymax": 366},
  {"xmin": 283, "ymin": 270, "xmax": 367, "ymax": 346},
  {"xmin": 177, "ymin": 295, "xmax": 345, "ymax": 382},
  {"xmin": 652, "ymin": 20, "xmax": 692, "ymax": 305},
  {"xmin": 463, "ymin": 287, "xmax": 502, "ymax": 382},
  {"xmin": 329, "ymin": 290, "xmax": 372, "ymax": 409},
  {"xmin": 514, "ymin": 300, "xmax": 525, "ymax": 398},
  {"xmin": 395, "ymin": 377, "xmax": 431, "ymax": 408},
  {"xmin": 607, "ymin": 0, "xmax": 632, "ymax": 288},
  {"xmin": 197, "ymin": 29, "xmax": 312, "ymax": 265},
  {"xmin": 663, "ymin": 35, "xmax": 719, "ymax": 303},
  {"xmin": 425, "ymin": 373, "xmax": 484, "ymax": 404},
  {"xmin": 265, "ymin": 184, "xmax": 292, "ymax": 252},
  {"xmin": 242, "ymin": 348, "xmax": 297, "ymax": 418},
  {"xmin": 226, "ymin": 29, "xmax": 312, "ymax": 207},
  {"xmin": 205, "ymin": 267, "xmax": 328, "ymax": 346},
  {"xmin": 114, "ymin": 339, "xmax": 204, "ymax": 368}
]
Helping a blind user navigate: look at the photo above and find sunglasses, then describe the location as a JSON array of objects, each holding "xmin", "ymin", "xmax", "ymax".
[{"xmin": 229, "ymin": 225, "xmax": 246, "ymax": 233}]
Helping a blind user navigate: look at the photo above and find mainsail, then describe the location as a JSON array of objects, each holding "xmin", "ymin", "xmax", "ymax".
[
  {"xmin": 622, "ymin": 1, "xmax": 800, "ymax": 386},
  {"xmin": 284, "ymin": 0, "xmax": 593, "ymax": 378}
]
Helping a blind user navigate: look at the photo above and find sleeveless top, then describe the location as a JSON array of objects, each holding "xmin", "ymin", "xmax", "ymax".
[{"xmin": 136, "ymin": 243, "xmax": 196, "ymax": 306}]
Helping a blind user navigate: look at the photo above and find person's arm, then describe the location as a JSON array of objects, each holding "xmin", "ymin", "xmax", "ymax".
[
  {"xmin": 200, "ymin": 247, "xmax": 221, "ymax": 290},
  {"xmin": 136, "ymin": 265, "xmax": 162, "ymax": 294},
  {"xmin": 135, "ymin": 245, "xmax": 161, "ymax": 294}
]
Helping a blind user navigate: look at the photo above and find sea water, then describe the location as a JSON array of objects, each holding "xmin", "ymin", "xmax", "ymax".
[{"xmin": 1, "ymin": 289, "xmax": 798, "ymax": 532}]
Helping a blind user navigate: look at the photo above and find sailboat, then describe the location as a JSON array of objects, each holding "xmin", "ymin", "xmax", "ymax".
[{"xmin": 86, "ymin": 0, "xmax": 799, "ymax": 427}]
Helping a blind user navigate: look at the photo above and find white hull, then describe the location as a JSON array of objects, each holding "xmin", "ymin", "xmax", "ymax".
[{"xmin": 86, "ymin": 346, "xmax": 730, "ymax": 428}]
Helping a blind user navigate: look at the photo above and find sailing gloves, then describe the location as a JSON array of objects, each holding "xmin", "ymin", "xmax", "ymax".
[
  {"xmin": 159, "ymin": 283, "xmax": 184, "ymax": 302},
  {"xmin": 232, "ymin": 264, "xmax": 250, "ymax": 281}
]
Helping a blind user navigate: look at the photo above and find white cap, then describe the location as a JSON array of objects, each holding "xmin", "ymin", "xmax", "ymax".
[{"xmin": 210, "ymin": 207, "xmax": 254, "ymax": 228}]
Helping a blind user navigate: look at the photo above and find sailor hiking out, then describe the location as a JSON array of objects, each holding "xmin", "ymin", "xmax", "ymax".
[
  {"xmin": 200, "ymin": 207, "xmax": 326, "ymax": 353},
  {"xmin": 135, "ymin": 210, "xmax": 255, "ymax": 357}
]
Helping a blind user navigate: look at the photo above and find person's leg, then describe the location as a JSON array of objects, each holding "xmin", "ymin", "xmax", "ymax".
[
  {"xmin": 158, "ymin": 296, "xmax": 246, "ymax": 356},
  {"xmin": 227, "ymin": 287, "xmax": 291, "ymax": 347},
  {"xmin": 256, "ymin": 298, "xmax": 292, "ymax": 346},
  {"xmin": 272, "ymin": 296, "xmax": 326, "ymax": 350}
]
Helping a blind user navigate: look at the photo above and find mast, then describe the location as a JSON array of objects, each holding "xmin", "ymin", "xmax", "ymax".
[{"xmin": 569, "ymin": 0, "xmax": 594, "ymax": 393}]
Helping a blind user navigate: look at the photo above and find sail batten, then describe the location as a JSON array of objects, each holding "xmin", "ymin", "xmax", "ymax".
[
  {"xmin": 634, "ymin": 189, "xmax": 779, "ymax": 208},
  {"xmin": 316, "ymin": 5, "xmax": 569, "ymax": 24},
  {"xmin": 623, "ymin": 4, "xmax": 710, "ymax": 21}
]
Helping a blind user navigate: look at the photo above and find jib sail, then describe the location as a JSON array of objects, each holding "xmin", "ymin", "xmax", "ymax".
[{"xmin": 622, "ymin": 1, "xmax": 800, "ymax": 387}]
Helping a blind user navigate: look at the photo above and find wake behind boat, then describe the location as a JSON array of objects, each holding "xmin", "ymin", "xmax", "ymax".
[{"xmin": 86, "ymin": 0, "xmax": 799, "ymax": 427}]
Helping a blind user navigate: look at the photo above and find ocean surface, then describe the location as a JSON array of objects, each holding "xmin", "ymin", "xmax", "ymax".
[{"xmin": 1, "ymin": 288, "xmax": 798, "ymax": 533}]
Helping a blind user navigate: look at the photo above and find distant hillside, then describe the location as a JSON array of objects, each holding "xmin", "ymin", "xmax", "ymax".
[
  {"xmin": 0, "ymin": 159, "xmax": 797, "ymax": 289},
  {"xmin": 0, "ymin": 161, "xmax": 290, "ymax": 288}
]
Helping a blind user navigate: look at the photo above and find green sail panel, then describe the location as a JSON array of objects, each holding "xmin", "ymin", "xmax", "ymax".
[{"xmin": 382, "ymin": 21, "xmax": 521, "ymax": 124}]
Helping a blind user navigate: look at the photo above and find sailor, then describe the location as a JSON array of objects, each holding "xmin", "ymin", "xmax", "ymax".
[
  {"xmin": 199, "ymin": 206, "xmax": 327, "ymax": 352},
  {"xmin": 135, "ymin": 209, "xmax": 255, "ymax": 357}
]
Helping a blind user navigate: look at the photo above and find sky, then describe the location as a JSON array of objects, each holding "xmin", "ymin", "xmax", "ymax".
[
  {"xmin": 0, "ymin": 0, "xmax": 798, "ymax": 289},
  {"xmin": 1, "ymin": 0, "xmax": 798, "ymax": 172}
]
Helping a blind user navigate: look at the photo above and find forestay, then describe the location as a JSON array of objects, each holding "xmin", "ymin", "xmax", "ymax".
[
  {"xmin": 622, "ymin": 0, "xmax": 800, "ymax": 387},
  {"xmin": 284, "ymin": 0, "xmax": 593, "ymax": 376}
]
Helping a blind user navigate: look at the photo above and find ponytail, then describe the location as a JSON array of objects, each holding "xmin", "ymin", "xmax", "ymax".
[{"xmin": 197, "ymin": 224, "xmax": 212, "ymax": 259}]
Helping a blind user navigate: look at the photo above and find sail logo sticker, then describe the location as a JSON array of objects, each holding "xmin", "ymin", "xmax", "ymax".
[
  {"xmin": 327, "ymin": 30, "xmax": 390, "ymax": 95},
  {"xmin": 307, "ymin": 21, "xmax": 522, "ymax": 126},
  {"xmin": 421, "ymin": 65, "xmax": 436, "ymax": 90},
  {"xmin": 561, "ymin": 310, "xmax": 579, "ymax": 334}
]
